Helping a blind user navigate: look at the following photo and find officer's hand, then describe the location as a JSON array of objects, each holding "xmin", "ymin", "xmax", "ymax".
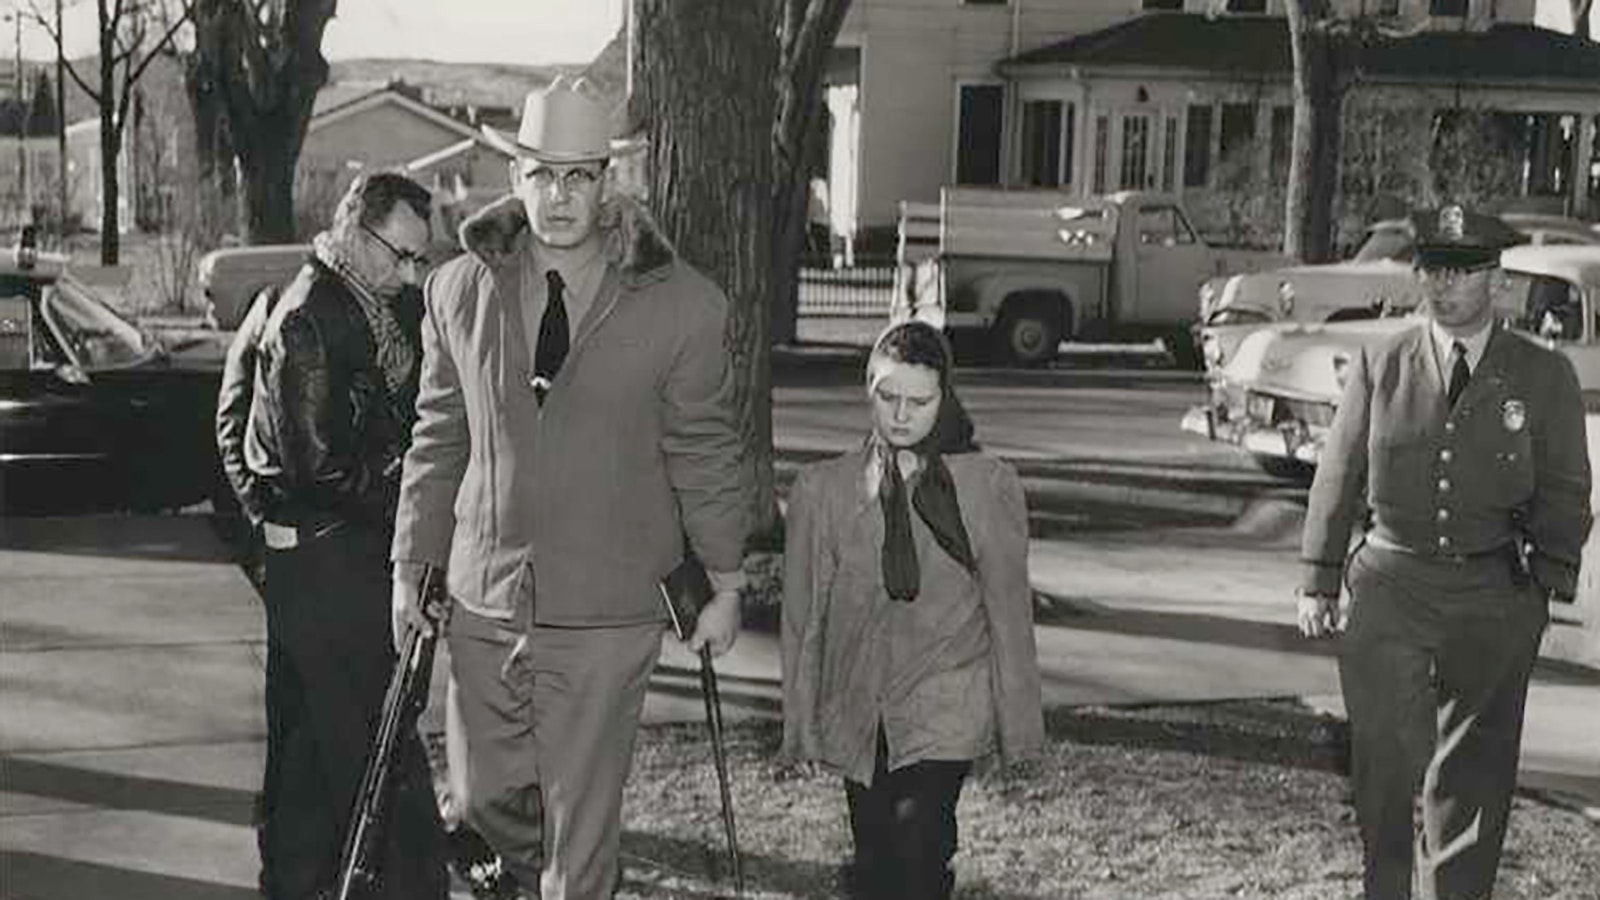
[
  {"xmin": 391, "ymin": 575, "xmax": 430, "ymax": 653},
  {"xmin": 1296, "ymin": 592, "xmax": 1344, "ymax": 639},
  {"xmin": 688, "ymin": 589, "xmax": 741, "ymax": 658}
]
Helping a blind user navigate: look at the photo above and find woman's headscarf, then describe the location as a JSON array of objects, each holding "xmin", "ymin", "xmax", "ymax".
[{"xmin": 867, "ymin": 321, "xmax": 978, "ymax": 601}]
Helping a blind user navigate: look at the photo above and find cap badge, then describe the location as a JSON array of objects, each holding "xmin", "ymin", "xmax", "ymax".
[
  {"xmin": 1501, "ymin": 398, "xmax": 1526, "ymax": 433},
  {"xmin": 1439, "ymin": 205, "xmax": 1465, "ymax": 241}
]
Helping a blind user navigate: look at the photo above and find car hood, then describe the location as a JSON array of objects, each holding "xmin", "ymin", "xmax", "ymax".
[
  {"xmin": 1221, "ymin": 317, "xmax": 1421, "ymax": 402},
  {"xmin": 1206, "ymin": 259, "xmax": 1421, "ymax": 323}
]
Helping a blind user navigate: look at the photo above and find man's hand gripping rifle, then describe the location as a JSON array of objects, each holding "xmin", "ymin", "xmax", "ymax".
[{"xmin": 334, "ymin": 565, "xmax": 451, "ymax": 900}]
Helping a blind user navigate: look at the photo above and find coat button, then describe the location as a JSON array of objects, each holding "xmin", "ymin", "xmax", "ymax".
[
  {"xmin": 1436, "ymin": 508, "xmax": 1450, "ymax": 522},
  {"xmin": 1444, "ymin": 421, "xmax": 1456, "ymax": 433},
  {"xmin": 1438, "ymin": 535, "xmax": 1452, "ymax": 549},
  {"xmin": 1438, "ymin": 478, "xmax": 1451, "ymax": 492},
  {"xmin": 1438, "ymin": 448, "xmax": 1453, "ymax": 463}
]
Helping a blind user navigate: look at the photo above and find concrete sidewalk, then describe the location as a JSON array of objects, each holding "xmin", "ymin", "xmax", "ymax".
[{"xmin": 2, "ymin": 513, "xmax": 1596, "ymax": 900}]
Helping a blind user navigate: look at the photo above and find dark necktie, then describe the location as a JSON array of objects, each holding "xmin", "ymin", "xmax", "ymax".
[
  {"xmin": 1446, "ymin": 341, "xmax": 1470, "ymax": 408},
  {"xmin": 533, "ymin": 269, "xmax": 568, "ymax": 402}
]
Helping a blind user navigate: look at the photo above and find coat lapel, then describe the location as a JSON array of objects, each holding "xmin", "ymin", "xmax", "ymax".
[
  {"xmin": 1455, "ymin": 324, "xmax": 1513, "ymax": 418},
  {"xmin": 1401, "ymin": 326, "xmax": 1450, "ymax": 423}
]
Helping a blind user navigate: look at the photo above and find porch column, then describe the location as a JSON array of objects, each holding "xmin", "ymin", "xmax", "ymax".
[{"xmin": 1571, "ymin": 112, "xmax": 1596, "ymax": 219}]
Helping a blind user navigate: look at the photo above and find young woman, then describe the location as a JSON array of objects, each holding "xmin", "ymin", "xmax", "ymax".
[{"xmin": 781, "ymin": 320, "xmax": 1045, "ymax": 900}]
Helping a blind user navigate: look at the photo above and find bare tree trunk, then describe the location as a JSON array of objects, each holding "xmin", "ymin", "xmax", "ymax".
[
  {"xmin": 634, "ymin": 0, "xmax": 780, "ymax": 539},
  {"xmin": 205, "ymin": 0, "xmax": 334, "ymax": 244},
  {"xmin": 770, "ymin": 0, "xmax": 852, "ymax": 347},
  {"xmin": 96, "ymin": 0, "xmax": 119, "ymax": 265},
  {"xmin": 1283, "ymin": 0, "xmax": 1340, "ymax": 264}
]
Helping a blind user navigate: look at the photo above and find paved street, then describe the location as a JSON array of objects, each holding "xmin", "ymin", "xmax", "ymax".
[{"xmin": 3, "ymin": 356, "xmax": 1597, "ymax": 899}]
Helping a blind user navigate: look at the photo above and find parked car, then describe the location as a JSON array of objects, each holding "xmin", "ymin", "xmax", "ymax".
[
  {"xmin": 1, "ymin": 233, "xmax": 228, "ymax": 514},
  {"xmin": 1193, "ymin": 213, "xmax": 1600, "ymax": 375},
  {"xmin": 1181, "ymin": 243, "xmax": 1600, "ymax": 479},
  {"xmin": 196, "ymin": 243, "xmax": 309, "ymax": 330}
]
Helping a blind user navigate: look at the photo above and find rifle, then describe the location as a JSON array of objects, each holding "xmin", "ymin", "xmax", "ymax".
[
  {"xmin": 660, "ymin": 556, "xmax": 745, "ymax": 896},
  {"xmin": 334, "ymin": 566, "xmax": 450, "ymax": 900}
]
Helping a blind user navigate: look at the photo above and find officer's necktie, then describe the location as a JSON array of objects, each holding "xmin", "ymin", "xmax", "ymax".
[
  {"xmin": 1446, "ymin": 341, "xmax": 1470, "ymax": 408},
  {"xmin": 532, "ymin": 269, "xmax": 568, "ymax": 402}
]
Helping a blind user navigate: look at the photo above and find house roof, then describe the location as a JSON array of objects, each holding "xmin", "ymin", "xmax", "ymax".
[
  {"xmin": 1004, "ymin": 13, "xmax": 1600, "ymax": 85},
  {"xmin": 308, "ymin": 85, "xmax": 512, "ymax": 158}
]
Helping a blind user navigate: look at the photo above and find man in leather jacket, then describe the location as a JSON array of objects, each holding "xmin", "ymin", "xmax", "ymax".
[{"xmin": 241, "ymin": 171, "xmax": 448, "ymax": 900}]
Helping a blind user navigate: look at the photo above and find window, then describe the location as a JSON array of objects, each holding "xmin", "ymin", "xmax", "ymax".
[
  {"xmin": 1183, "ymin": 105, "xmax": 1212, "ymax": 187},
  {"xmin": 1270, "ymin": 105, "xmax": 1293, "ymax": 176},
  {"xmin": 1227, "ymin": 0, "xmax": 1267, "ymax": 11},
  {"xmin": 1020, "ymin": 100, "xmax": 1073, "ymax": 188},
  {"xmin": 1092, "ymin": 115, "xmax": 1110, "ymax": 193},
  {"xmin": 1429, "ymin": 0, "xmax": 1467, "ymax": 15},
  {"xmin": 1136, "ymin": 206, "xmax": 1198, "ymax": 246},
  {"xmin": 1162, "ymin": 116, "xmax": 1178, "ymax": 191},
  {"xmin": 1219, "ymin": 102, "xmax": 1257, "ymax": 164},
  {"xmin": 1374, "ymin": 0, "xmax": 1400, "ymax": 13},
  {"xmin": 955, "ymin": 84, "xmax": 1004, "ymax": 185},
  {"xmin": 1142, "ymin": 0, "xmax": 1183, "ymax": 9},
  {"xmin": 1120, "ymin": 116, "xmax": 1152, "ymax": 190}
]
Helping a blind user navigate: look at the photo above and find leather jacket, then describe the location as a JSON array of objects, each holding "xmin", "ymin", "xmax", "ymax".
[
  {"xmin": 243, "ymin": 261, "xmax": 420, "ymax": 536},
  {"xmin": 215, "ymin": 284, "xmax": 281, "ymax": 526}
]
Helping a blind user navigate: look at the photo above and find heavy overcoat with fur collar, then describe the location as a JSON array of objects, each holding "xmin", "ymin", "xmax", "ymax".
[{"xmin": 391, "ymin": 194, "xmax": 748, "ymax": 625}]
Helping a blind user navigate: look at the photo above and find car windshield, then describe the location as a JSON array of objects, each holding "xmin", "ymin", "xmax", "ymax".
[
  {"xmin": 1351, "ymin": 227, "xmax": 1414, "ymax": 263},
  {"xmin": 40, "ymin": 276, "xmax": 152, "ymax": 369},
  {"xmin": 1503, "ymin": 270, "xmax": 1594, "ymax": 342}
]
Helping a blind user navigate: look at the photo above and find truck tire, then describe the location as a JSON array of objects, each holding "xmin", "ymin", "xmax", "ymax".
[
  {"xmin": 1252, "ymin": 454, "xmax": 1315, "ymax": 482},
  {"xmin": 994, "ymin": 296, "xmax": 1064, "ymax": 367}
]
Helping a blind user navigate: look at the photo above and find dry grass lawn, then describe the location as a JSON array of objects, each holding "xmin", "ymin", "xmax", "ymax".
[{"xmin": 600, "ymin": 701, "xmax": 1597, "ymax": 900}]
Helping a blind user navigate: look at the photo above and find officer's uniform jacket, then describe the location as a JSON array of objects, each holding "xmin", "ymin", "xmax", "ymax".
[{"xmin": 1301, "ymin": 321, "xmax": 1591, "ymax": 599}]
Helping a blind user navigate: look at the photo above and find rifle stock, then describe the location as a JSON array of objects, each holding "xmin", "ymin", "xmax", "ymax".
[{"xmin": 334, "ymin": 566, "xmax": 449, "ymax": 900}]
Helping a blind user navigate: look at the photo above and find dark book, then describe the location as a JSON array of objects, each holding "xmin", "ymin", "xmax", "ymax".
[{"xmin": 658, "ymin": 555, "xmax": 713, "ymax": 643}]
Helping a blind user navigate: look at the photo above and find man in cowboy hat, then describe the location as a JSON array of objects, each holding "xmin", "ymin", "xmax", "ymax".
[
  {"xmin": 1297, "ymin": 205, "xmax": 1590, "ymax": 899},
  {"xmin": 389, "ymin": 75, "xmax": 750, "ymax": 900}
]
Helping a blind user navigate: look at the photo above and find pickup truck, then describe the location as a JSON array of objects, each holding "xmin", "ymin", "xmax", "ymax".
[{"xmin": 898, "ymin": 188, "xmax": 1283, "ymax": 366}]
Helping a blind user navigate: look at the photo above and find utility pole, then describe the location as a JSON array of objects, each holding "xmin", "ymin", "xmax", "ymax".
[
  {"xmin": 13, "ymin": 8, "xmax": 26, "ymax": 221},
  {"xmin": 56, "ymin": 0, "xmax": 65, "ymax": 234}
]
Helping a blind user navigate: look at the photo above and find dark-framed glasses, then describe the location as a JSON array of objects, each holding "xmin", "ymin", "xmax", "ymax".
[
  {"xmin": 364, "ymin": 225, "xmax": 429, "ymax": 269},
  {"xmin": 525, "ymin": 164, "xmax": 604, "ymax": 193}
]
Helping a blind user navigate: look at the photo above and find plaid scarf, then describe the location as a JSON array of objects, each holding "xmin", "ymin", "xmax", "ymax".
[{"xmin": 312, "ymin": 231, "xmax": 418, "ymax": 404}]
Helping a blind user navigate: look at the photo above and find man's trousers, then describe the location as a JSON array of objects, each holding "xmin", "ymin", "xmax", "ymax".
[
  {"xmin": 262, "ymin": 524, "xmax": 448, "ymax": 900},
  {"xmin": 1339, "ymin": 543, "xmax": 1546, "ymax": 900},
  {"xmin": 448, "ymin": 605, "xmax": 663, "ymax": 900}
]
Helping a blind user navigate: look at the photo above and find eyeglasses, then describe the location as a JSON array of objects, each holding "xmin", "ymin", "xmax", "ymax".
[
  {"xmin": 364, "ymin": 225, "xmax": 429, "ymax": 269},
  {"xmin": 523, "ymin": 165, "xmax": 604, "ymax": 193}
]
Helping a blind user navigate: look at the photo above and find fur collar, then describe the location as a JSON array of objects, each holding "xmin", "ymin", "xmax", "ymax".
[{"xmin": 458, "ymin": 193, "xmax": 676, "ymax": 282}]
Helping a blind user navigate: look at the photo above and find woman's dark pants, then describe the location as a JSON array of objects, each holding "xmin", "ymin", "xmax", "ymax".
[{"xmin": 843, "ymin": 731, "xmax": 971, "ymax": 900}]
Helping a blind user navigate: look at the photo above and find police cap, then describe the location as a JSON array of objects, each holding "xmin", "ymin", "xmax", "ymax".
[{"xmin": 1410, "ymin": 205, "xmax": 1523, "ymax": 271}]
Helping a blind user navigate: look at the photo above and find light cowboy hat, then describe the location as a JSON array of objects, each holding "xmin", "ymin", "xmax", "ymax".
[{"xmin": 481, "ymin": 74, "xmax": 642, "ymax": 163}]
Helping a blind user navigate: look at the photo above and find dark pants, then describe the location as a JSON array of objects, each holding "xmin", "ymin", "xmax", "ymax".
[
  {"xmin": 262, "ymin": 524, "xmax": 447, "ymax": 900},
  {"xmin": 843, "ymin": 730, "xmax": 972, "ymax": 900},
  {"xmin": 1340, "ymin": 544, "xmax": 1546, "ymax": 900}
]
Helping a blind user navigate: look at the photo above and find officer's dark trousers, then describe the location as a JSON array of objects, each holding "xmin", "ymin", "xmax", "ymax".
[
  {"xmin": 262, "ymin": 524, "xmax": 447, "ymax": 900},
  {"xmin": 843, "ymin": 729, "xmax": 972, "ymax": 900},
  {"xmin": 1340, "ymin": 543, "xmax": 1546, "ymax": 900}
]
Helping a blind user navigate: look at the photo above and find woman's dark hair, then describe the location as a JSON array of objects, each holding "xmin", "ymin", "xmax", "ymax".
[{"xmin": 870, "ymin": 320, "xmax": 955, "ymax": 384}]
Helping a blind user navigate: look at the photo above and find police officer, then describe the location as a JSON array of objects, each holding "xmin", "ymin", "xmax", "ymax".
[{"xmin": 1297, "ymin": 205, "xmax": 1591, "ymax": 900}]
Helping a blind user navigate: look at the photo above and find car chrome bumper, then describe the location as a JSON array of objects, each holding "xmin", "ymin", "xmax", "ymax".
[{"xmin": 1181, "ymin": 404, "xmax": 1324, "ymax": 464}]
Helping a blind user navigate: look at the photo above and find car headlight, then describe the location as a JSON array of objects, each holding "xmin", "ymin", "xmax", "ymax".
[
  {"xmin": 1203, "ymin": 332, "xmax": 1224, "ymax": 368},
  {"xmin": 1277, "ymin": 280, "xmax": 1295, "ymax": 316},
  {"xmin": 1331, "ymin": 351, "xmax": 1351, "ymax": 390}
]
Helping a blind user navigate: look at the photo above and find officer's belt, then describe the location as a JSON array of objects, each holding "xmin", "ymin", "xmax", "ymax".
[
  {"xmin": 1366, "ymin": 531, "xmax": 1510, "ymax": 565},
  {"xmin": 262, "ymin": 520, "xmax": 346, "ymax": 550}
]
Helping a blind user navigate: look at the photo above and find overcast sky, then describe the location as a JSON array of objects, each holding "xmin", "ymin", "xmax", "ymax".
[
  {"xmin": 7, "ymin": 0, "xmax": 1590, "ymax": 64},
  {"xmin": 10, "ymin": 0, "xmax": 623, "ymax": 65}
]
